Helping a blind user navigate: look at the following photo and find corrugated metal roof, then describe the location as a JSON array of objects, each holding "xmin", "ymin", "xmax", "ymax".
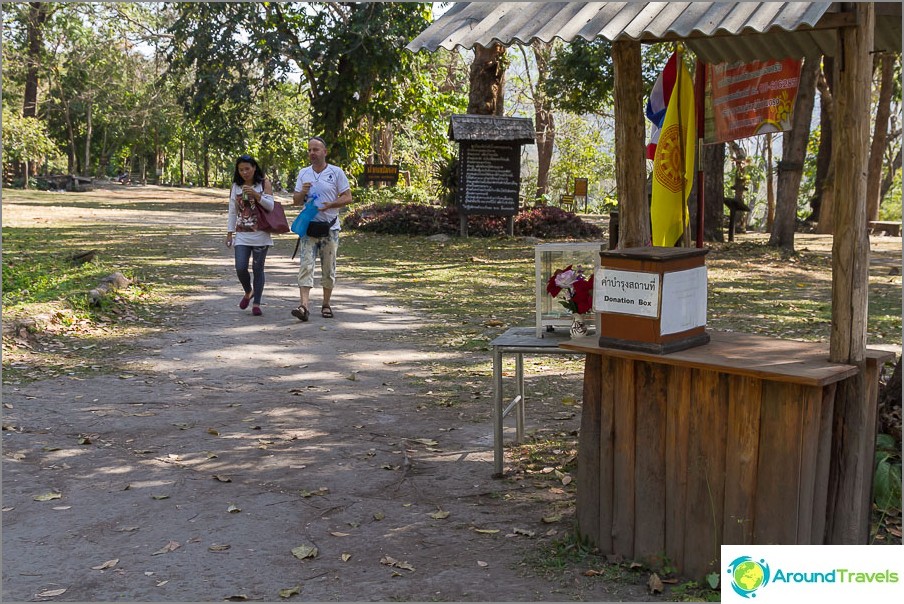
[{"xmin": 407, "ymin": 2, "xmax": 901, "ymax": 64}]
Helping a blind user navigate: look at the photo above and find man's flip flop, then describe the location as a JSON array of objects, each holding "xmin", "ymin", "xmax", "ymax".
[
  {"xmin": 292, "ymin": 305, "xmax": 309, "ymax": 322},
  {"xmin": 321, "ymin": 306, "xmax": 334, "ymax": 319}
]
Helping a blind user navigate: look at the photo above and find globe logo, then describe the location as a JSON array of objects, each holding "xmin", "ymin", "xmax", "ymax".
[{"xmin": 726, "ymin": 556, "xmax": 771, "ymax": 598}]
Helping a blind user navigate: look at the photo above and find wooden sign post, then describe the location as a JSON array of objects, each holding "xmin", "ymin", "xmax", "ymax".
[
  {"xmin": 362, "ymin": 163, "xmax": 400, "ymax": 187},
  {"xmin": 448, "ymin": 115, "xmax": 535, "ymax": 237}
]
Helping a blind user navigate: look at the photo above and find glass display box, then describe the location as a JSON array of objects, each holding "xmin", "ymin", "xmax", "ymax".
[{"xmin": 534, "ymin": 242, "xmax": 604, "ymax": 338}]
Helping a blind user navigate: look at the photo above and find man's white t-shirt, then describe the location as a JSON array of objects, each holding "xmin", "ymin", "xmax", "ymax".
[{"xmin": 294, "ymin": 164, "xmax": 350, "ymax": 231}]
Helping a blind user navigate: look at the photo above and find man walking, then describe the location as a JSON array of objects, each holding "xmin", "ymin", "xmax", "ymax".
[{"xmin": 291, "ymin": 136, "xmax": 353, "ymax": 322}]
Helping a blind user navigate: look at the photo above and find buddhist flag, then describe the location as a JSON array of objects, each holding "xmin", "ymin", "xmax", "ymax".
[{"xmin": 650, "ymin": 52, "xmax": 696, "ymax": 247}]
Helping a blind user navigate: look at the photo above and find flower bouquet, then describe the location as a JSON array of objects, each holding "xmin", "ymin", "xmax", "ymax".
[{"xmin": 546, "ymin": 265, "xmax": 593, "ymax": 337}]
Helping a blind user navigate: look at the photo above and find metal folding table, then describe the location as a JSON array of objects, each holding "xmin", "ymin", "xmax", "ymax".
[{"xmin": 489, "ymin": 326, "xmax": 585, "ymax": 476}]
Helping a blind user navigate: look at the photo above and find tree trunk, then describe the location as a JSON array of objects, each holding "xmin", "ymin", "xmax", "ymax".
[
  {"xmin": 702, "ymin": 143, "xmax": 724, "ymax": 242},
  {"xmin": 203, "ymin": 137, "xmax": 210, "ymax": 188},
  {"xmin": 810, "ymin": 57, "xmax": 834, "ymax": 223},
  {"xmin": 179, "ymin": 139, "xmax": 185, "ymax": 186},
  {"xmin": 23, "ymin": 2, "xmax": 51, "ymax": 118},
  {"xmin": 531, "ymin": 41, "xmax": 554, "ymax": 200},
  {"xmin": 866, "ymin": 52, "xmax": 895, "ymax": 221},
  {"xmin": 83, "ymin": 101, "xmax": 92, "ymax": 177},
  {"xmin": 880, "ymin": 147, "xmax": 902, "ymax": 202},
  {"xmin": 378, "ymin": 125, "xmax": 392, "ymax": 165},
  {"xmin": 768, "ymin": 56, "xmax": 819, "ymax": 251},
  {"xmin": 611, "ymin": 40, "xmax": 649, "ymax": 248},
  {"xmin": 468, "ymin": 43, "xmax": 506, "ymax": 116}
]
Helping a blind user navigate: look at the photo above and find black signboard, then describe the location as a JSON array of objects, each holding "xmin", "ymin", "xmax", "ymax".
[
  {"xmin": 457, "ymin": 142, "xmax": 520, "ymax": 216},
  {"xmin": 363, "ymin": 163, "xmax": 400, "ymax": 185}
]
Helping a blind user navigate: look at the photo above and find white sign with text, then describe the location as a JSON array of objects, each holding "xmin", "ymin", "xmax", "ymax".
[
  {"xmin": 594, "ymin": 269, "xmax": 661, "ymax": 318},
  {"xmin": 660, "ymin": 266, "xmax": 708, "ymax": 335}
]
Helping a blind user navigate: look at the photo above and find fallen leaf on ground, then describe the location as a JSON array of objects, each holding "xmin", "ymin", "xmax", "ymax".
[
  {"xmin": 477, "ymin": 560, "xmax": 489, "ymax": 567},
  {"xmin": 151, "ymin": 495, "xmax": 169, "ymax": 500},
  {"xmin": 341, "ymin": 553, "xmax": 352, "ymax": 562},
  {"xmin": 291, "ymin": 543, "xmax": 318, "ymax": 560},
  {"xmin": 373, "ymin": 511, "xmax": 385, "ymax": 521},
  {"xmin": 380, "ymin": 555, "xmax": 415, "ymax": 572},
  {"xmin": 51, "ymin": 506, "xmax": 71, "ymax": 511},
  {"xmin": 151, "ymin": 540, "xmax": 180, "ymax": 556},
  {"xmin": 208, "ymin": 544, "xmax": 231, "ymax": 552},
  {"xmin": 512, "ymin": 528, "xmax": 535, "ymax": 537},
  {"xmin": 474, "ymin": 528, "xmax": 499, "ymax": 534},
  {"xmin": 207, "ymin": 428, "xmax": 219, "ymax": 436},
  {"xmin": 541, "ymin": 514, "xmax": 562, "ymax": 523},
  {"xmin": 429, "ymin": 510, "xmax": 450, "ymax": 520},
  {"xmin": 91, "ymin": 559, "xmax": 118, "ymax": 570},
  {"xmin": 279, "ymin": 586, "xmax": 301, "ymax": 598},
  {"xmin": 33, "ymin": 492, "xmax": 62, "ymax": 502},
  {"xmin": 648, "ymin": 573, "xmax": 664, "ymax": 594},
  {"xmin": 409, "ymin": 438, "xmax": 438, "ymax": 446},
  {"xmin": 330, "ymin": 532, "xmax": 350, "ymax": 537},
  {"xmin": 35, "ymin": 588, "xmax": 67, "ymax": 597},
  {"xmin": 212, "ymin": 475, "xmax": 232, "ymax": 482},
  {"xmin": 226, "ymin": 504, "xmax": 241, "ymax": 513}
]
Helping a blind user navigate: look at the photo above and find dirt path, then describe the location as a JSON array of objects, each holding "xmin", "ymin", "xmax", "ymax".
[{"xmin": 2, "ymin": 187, "xmax": 654, "ymax": 602}]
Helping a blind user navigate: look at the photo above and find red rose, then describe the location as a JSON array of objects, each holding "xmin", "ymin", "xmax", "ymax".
[{"xmin": 571, "ymin": 277, "xmax": 593, "ymax": 315}]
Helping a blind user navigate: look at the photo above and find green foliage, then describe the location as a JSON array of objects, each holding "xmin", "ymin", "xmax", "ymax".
[
  {"xmin": 1, "ymin": 106, "xmax": 62, "ymax": 167},
  {"xmin": 546, "ymin": 113, "xmax": 616, "ymax": 209},
  {"xmin": 351, "ymin": 186, "xmax": 431, "ymax": 208},
  {"xmin": 545, "ymin": 40, "xmax": 671, "ymax": 115},
  {"xmin": 432, "ymin": 156, "xmax": 459, "ymax": 207},
  {"xmin": 873, "ymin": 433, "xmax": 902, "ymax": 515},
  {"xmin": 880, "ymin": 168, "xmax": 902, "ymax": 222}
]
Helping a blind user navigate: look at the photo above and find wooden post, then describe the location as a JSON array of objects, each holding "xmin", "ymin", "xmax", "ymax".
[
  {"xmin": 612, "ymin": 40, "xmax": 649, "ymax": 248},
  {"xmin": 826, "ymin": 2, "xmax": 874, "ymax": 546},
  {"xmin": 830, "ymin": 2, "xmax": 872, "ymax": 365}
]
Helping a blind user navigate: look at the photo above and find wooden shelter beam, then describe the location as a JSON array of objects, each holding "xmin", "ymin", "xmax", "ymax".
[{"xmin": 611, "ymin": 40, "xmax": 649, "ymax": 248}]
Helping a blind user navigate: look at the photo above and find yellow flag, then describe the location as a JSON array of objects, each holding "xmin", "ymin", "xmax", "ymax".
[{"xmin": 650, "ymin": 54, "xmax": 696, "ymax": 247}]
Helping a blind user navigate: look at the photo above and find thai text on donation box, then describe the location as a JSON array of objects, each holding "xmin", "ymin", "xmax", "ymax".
[{"xmin": 593, "ymin": 247, "xmax": 709, "ymax": 354}]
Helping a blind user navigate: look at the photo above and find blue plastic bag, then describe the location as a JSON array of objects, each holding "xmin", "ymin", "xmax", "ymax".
[{"xmin": 291, "ymin": 200, "xmax": 319, "ymax": 236}]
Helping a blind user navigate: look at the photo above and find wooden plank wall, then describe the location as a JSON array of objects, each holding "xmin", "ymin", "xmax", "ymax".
[{"xmin": 576, "ymin": 354, "xmax": 840, "ymax": 580}]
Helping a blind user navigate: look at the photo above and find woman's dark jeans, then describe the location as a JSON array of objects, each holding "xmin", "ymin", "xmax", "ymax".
[{"xmin": 234, "ymin": 245, "xmax": 269, "ymax": 304}]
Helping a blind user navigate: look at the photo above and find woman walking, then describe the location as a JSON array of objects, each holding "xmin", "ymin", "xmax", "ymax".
[{"xmin": 226, "ymin": 154, "xmax": 275, "ymax": 316}]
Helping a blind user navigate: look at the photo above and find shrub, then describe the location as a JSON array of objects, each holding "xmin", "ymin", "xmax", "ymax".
[
  {"xmin": 343, "ymin": 203, "xmax": 604, "ymax": 239},
  {"xmin": 352, "ymin": 186, "xmax": 431, "ymax": 208}
]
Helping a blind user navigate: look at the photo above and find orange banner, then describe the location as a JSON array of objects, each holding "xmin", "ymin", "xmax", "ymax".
[{"xmin": 707, "ymin": 58, "xmax": 802, "ymax": 143}]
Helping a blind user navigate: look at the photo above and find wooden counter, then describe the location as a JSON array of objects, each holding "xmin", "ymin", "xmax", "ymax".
[{"xmin": 561, "ymin": 330, "xmax": 893, "ymax": 580}]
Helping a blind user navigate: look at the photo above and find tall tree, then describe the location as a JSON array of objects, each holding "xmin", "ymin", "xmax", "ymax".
[
  {"xmin": 22, "ymin": 2, "xmax": 54, "ymax": 118},
  {"xmin": 809, "ymin": 56, "xmax": 834, "ymax": 224},
  {"xmin": 768, "ymin": 56, "xmax": 819, "ymax": 251},
  {"xmin": 702, "ymin": 143, "xmax": 725, "ymax": 241},
  {"xmin": 866, "ymin": 51, "xmax": 897, "ymax": 221},
  {"xmin": 517, "ymin": 40, "xmax": 555, "ymax": 199},
  {"xmin": 467, "ymin": 43, "xmax": 507, "ymax": 115},
  {"xmin": 168, "ymin": 2, "xmax": 433, "ymax": 166}
]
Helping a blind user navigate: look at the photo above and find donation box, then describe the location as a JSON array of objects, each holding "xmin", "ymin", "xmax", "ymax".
[{"xmin": 594, "ymin": 247, "xmax": 709, "ymax": 354}]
